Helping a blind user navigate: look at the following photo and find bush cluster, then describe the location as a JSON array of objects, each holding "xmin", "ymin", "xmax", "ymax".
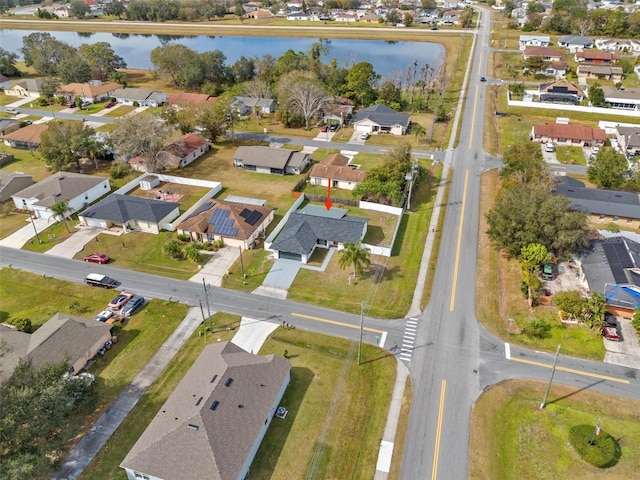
[{"xmin": 569, "ymin": 424, "xmax": 621, "ymax": 468}]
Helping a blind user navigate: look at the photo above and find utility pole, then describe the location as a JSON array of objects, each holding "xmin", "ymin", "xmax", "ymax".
[
  {"xmin": 540, "ymin": 344, "xmax": 561, "ymax": 409},
  {"xmin": 202, "ymin": 278, "xmax": 212, "ymax": 331},
  {"xmin": 358, "ymin": 300, "xmax": 365, "ymax": 365},
  {"xmin": 239, "ymin": 245, "xmax": 246, "ymax": 279},
  {"xmin": 29, "ymin": 214, "xmax": 42, "ymax": 244}
]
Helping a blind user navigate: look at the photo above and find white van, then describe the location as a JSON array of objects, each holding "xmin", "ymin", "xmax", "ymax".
[
  {"xmin": 544, "ymin": 143, "xmax": 555, "ymax": 153},
  {"xmin": 5, "ymin": 107, "xmax": 18, "ymax": 114},
  {"xmin": 360, "ymin": 132, "xmax": 370, "ymax": 140}
]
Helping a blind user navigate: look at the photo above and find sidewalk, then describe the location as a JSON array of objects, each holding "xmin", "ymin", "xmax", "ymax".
[{"xmin": 0, "ymin": 216, "xmax": 50, "ymax": 249}]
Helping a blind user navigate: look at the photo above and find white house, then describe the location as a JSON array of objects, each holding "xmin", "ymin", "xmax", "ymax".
[
  {"xmin": 351, "ymin": 104, "xmax": 411, "ymax": 136},
  {"xmin": 12, "ymin": 172, "xmax": 110, "ymax": 219},
  {"xmin": 111, "ymin": 87, "xmax": 167, "ymax": 107},
  {"xmin": 519, "ymin": 34, "xmax": 551, "ymax": 50}
]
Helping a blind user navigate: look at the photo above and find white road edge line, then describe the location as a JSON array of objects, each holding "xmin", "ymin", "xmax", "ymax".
[
  {"xmin": 505, "ymin": 342, "xmax": 511, "ymax": 360},
  {"xmin": 379, "ymin": 331, "xmax": 387, "ymax": 348}
]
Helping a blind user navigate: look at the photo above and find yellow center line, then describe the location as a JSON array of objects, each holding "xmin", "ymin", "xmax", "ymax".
[
  {"xmin": 431, "ymin": 379, "xmax": 446, "ymax": 480},
  {"xmin": 468, "ymin": 84, "xmax": 479, "ymax": 149},
  {"xmin": 511, "ymin": 357, "xmax": 630, "ymax": 384},
  {"xmin": 291, "ymin": 312, "xmax": 384, "ymax": 334},
  {"xmin": 449, "ymin": 170, "xmax": 469, "ymax": 312}
]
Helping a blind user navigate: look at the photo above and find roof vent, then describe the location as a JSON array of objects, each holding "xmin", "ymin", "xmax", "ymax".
[
  {"xmin": 210, "ymin": 374, "xmax": 218, "ymax": 383},
  {"xmin": 210, "ymin": 401, "xmax": 219, "ymax": 411},
  {"xmin": 238, "ymin": 404, "xmax": 244, "ymax": 408},
  {"xmin": 195, "ymin": 396, "xmax": 203, "ymax": 406},
  {"xmin": 225, "ymin": 378, "xmax": 233, "ymax": 387},
  {"xmin": 187, "ymin": 423, "xmax": 199, "ymax": 431}
]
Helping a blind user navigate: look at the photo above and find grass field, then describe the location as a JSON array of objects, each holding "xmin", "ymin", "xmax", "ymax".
[
  {"xmin": 469, "ymin": 379, "xmax": 640, "ymax": 480},
  {"xmin": 0, "ymin": 211, "xmax": 30, "ymax": 240},
  {"xmin": 556, "ymin": 145, "xmax": 587, "ymax": 165},
  {"xmin": 80, "ymin": 325, "xmax": 395, "ymax": 479}
]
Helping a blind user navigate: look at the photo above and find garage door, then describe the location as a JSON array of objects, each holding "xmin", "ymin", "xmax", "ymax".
[{"xmin": 278, "ymin": 251, "xmax": 302, "ymax": 261}]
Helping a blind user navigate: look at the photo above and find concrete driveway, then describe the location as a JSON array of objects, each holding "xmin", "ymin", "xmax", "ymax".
[
  {"xmin": 0, "ymin": 216, "xmax": 50, "ymax": 249},
  {"xmin": 45, "ymin": 227, "xmax": 102, "ymax": 259},
  {"xmin": 540, "ymin": 145, "xmax": 559, "ymax": 164},
  {"xmin": 604, "ymin": 316, "xmax": 640, "ymax": 369},
  {"xmin": 230, "ymin": 316, "xmax": 279, "ymax": 354},
  {"xmin": 253, "ymin": 258, "xmax": 302, "ymax": 299},
  {"xmin": 189, "ymin": 247, "xmax": 240, "ymax": 287}
]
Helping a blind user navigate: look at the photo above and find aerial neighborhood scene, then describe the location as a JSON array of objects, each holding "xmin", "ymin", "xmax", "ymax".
[{"xmin": 1, "ymin": 0, "xmax": 640, "ymax": 479}]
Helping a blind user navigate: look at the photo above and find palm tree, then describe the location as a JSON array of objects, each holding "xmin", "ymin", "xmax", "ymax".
[
  {"xmin": 49, "ymin": 200, "xmax": 72, "ymax": 233},
  {"xmin": 338, "ymin": 241, "xmax": 371, "ymax": 283},
  {"xmin": 412, "ymin": 123, "xmax": 426, "ymax": 144}
]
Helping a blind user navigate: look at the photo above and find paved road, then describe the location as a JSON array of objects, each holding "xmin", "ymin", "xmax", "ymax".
[{"xmin": 1, "ymin": 105, "xmax": 116, "ymax": 124}]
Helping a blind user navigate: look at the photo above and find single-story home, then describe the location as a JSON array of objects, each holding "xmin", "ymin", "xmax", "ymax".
[
  {"xmin": 1, "ymin": 123, "xmax": 48, "ymax": 150},
  {"xmin": 0, "ymin": 313, "xmax": 113, "ymax": 384},
  {"xmin": 530, "ymin": 123, "xmax": 606, "ymax": 146},
  {"xmin": 603, "ymin": 87, "xmax": 640, "ymax": 111},
  {"xmin": 351, "ymin": 104, "xmax": 410, "ymax": 136},
  {"xmin": 543, "ymin": 62, "xmax": 568, "ymax": 79},
  {"xmin": 111, "ymin": 87, "xmax": 167, "ymax": 107},
  {"xmin": 158, "ymin": 133, "xmax": 210, "ymax": 169},
  {"xmin": 575, "ymin": 51, "xmax": 620, "ymax": 64},
  {"xmin": 231, "ymin": 96, "xmax": 278, "ymax": 116},
  {"xmin": 334, "ymin": 13, "xmax": 358, "ymax": 22},
  {"xmin": 12, "ymin": 172, "xmax": 110, "ymax": 219},
  {"xmin": 4, "ymin": 78, "xmax": 45, "ymax": 98},
  {"xmin": 0, "ymin": 118, "xmax": 21, "ymax": 136},
  {"xmin": 359, "ymin": 12, "xmax": 380, "ymax": 23},
  {"xmin": 166, "ymin": 93, "xmax": 217, "ymax": 107},
  {"xmin": 56, "ymin": 81, "xmax": 121, "ymax": 103},
  {"xmin": 576, "ymin": 65, "xmax": 623, "ymax": 82},
  {"xmin": 176, "ymin": 199, "xmax": 274, "ymax": 249},
  {"xmin": 595, "ymin": 38, "xmax": 640, "ymax": 53},
  {"xmin": 78, "ymin": 194, "xmax": 180, "ymax": 234},
  {"xmin": 120, "ymin": 342, "xmax": 290, "ymax": 480},
  {"xmin": 269, "ymin": 205, "xmax": 368, "ymax": 263},
  {"xmin": 233, "ymin": 146, "xmax": 310, "ymax": 175},
  {"xmin": 614, "ymin": 125, "xmax": 640, "ymax": 156},
  {"xmin": 519, "ymin": 34, "xmax": 551, "ymax": 50},
  {"xmin": 440, "ymin": 10, "xmax": 461, "ymax": 25},
  {"xmin": 246, "ymin": 8, "xmax": 272, "ymax": 19},
  {"xmin": 538, "ymin": 79, "xmax": 584, "ymax": 104},
  {"xmin": 557, "ymin": 35, "xmax": 593, "ymax": 51},
  {"xmin": 309, "ymin": 154, "xmax": 365, "ymax": 191},
  {"xmin": 522, "ymin": 47, "xmax": 565, "ymax": 62},
  {"xmin": 0, "ymin": 172, "xmax": 33, "ymax": 202},
  {"xmin": 0, "ymin": 73, "xmax": 11, "ymax": 90}
]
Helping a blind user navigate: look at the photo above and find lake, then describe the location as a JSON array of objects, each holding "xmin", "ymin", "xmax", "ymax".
[{"xmin": 0, "ymin": 29, "xmax": 444, "ymax": 79}]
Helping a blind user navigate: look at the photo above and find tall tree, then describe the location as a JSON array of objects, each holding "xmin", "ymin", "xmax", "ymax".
[
  {"xmin": 277, "ymin": 71, "xmax": 331, "ymax": 129},
  {"xmin": 21, "ymin": 32, "xmax": 74, "ymax": 77},
  {"xmin": 49, "ymin": 200, "xmax": 72, "ymax": 233},
  {"xmin": 338, "ymin": 240, "xmax": 371, "ymax": 282},
  {"xmin": 519, "ymin": 243, "xmax": 550, "ymax": 308},
  {"xmin": 342, "ymin": 62, "xmax": 379, "ymax": 106},
  {"xmin": 587, "ymin": 147, "xmax": 629, "ymax": 189},
  {"xmin": 500, "ymin": 142, "xmax": 547, "ymax": 184},
  {"xmin": 79, "ymin": 42, "xmax": 126, "ymax": 81},
  {"xmin": 69, "ymin": 0, "xmax": 90, "ymax": 18},
  {"xmin": 104, "ymin": 0, "xmax": 126, "ymax": 18},
  {"xmin": 0, "ymin": 47, "xmax": 19, "ymax": 77},
  {"xmin": 39, "ymin": 121, "xmax": 96, "ymax": 172},
  {"xmin": 412, "ymin": 123, "xmax": 426, "ymax": 144},
  {"xmin": 57, "ymin": 50, "xmax": 92, "ymax": 84},
  {"xmin": 109, "ymin": 112, "xmax": 175, "ymax": 173},
  {"xmin": 587, "ymin": 82, "xmax": 605, "ymax": 107}
]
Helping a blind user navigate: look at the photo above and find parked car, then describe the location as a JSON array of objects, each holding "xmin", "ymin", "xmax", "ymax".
[
  {"xmin": 22, "ymin": 120, "xmax": 33, "ymax": 125},
  {"xmin": 108, "ymin": 292, "xmax": 133, "ymax": 311},
  {"xmin": 590, "ymin": 146, "xmax": 600, "ymax": 155},
  {"xmin": 80, "ymin": 101, "xmax": 92, "ymax": 109},
  {"xmin": 360, "ymin": 132, "xmax": 370, "ymax": 140},
  {"xmin": 121, "ymin": 295, "xmax": 146, "ymax": 317},
  {"xmin": 604, "ymin": 312, "xmax": 617, "ymax": 328},
  {"xmin": 94, "ymin": 309, "xmax": 114, "ymax": 322},
  {"xmin": 329, "ymin": 124, "xmax": 339, "ymax": 132},
  {"xmin": 104, "ymin": 101, "xmax": 116, "ymax": 108},
  {"xmin": 602, "ymin": 326, "xmax": 621, "ymax": 342},
  {"xmin": 84, "ymin": 253, "xmax": 110, "ymax": 264},
  {"xmin": 545, "ymin": 143, "xmax": 555, "ymax": 153},
  {"xmin": 5, "ymin": 107, "xmax": 18, "ymax": 114},
  {"xmin": 85, "ymin": 273, "xmax": 117, "ymax": 288}
]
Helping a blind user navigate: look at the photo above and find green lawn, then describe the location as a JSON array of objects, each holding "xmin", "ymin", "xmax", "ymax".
[
  {"xmin": 222, "ymin": 247, "xmax": 275, "ymax": 292},
  {"xmin": 0, "ymin": 211, "xmax": 30, "ymax": 240},
  {"xmin": 556, "ymin": 145, "xmax": 587, "ymax": 165},
  {"xmin": 103, "ymin": 105, "xmax": 136, "ymax": 117},
  {"xmin": 0, "ymin": 144, "xmax": 50, "ymax": 182},
  {"xmin": 470, "ymin": 380, "xmax": 640, "ymax": 480},
  {"xmin": 22, "ymin": 216, "xmax": 77, "ymax": 252},
  {"xmin": 81, "ymin": 326, "xmax": 395, "ymax": 480}
]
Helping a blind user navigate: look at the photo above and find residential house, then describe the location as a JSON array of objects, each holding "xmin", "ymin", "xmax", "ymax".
[
  {"xmin": 538, "ymin": 79, "xmax": 584, "ymax": 104},
  {"xmin": 359, "ymin": 12, "xmax": 380, "ymax": 23},
  {"xmin": 287, "ymin": 11, "xmax": 310, "ymax": 20},
  {"xmin": 595, "ymin": 38, "xmax": 640, "ymax": 53},
  {"xmin": 530, "ymin": 123, "xmax": 606, "ymax": 146},
  {"xmin": 269, "ymin": 205, "xmax": 368, "ymax": 263},
  {"xmin": 231, "ymin": 96, "xmax": 277, "ymax": 116},
  {"xmin": 523, "ymin": 47, "xmax": 565, "ymax": 62},
  {"xmin": 543, "ymin": 62, "xmax": 568, "ymax": 79},
  {"xmin": 0, "ymin": 313, "xmax": 112, "ymax": 384},
  {"xmin": 0, "ymin": 172, "xmax": 33, "ymax": 202},
  {"xmin": 603, "ymin": 87, "xmax": 640, "ymax": 111},
  {"xmin": 576, "ymin": 65, "xmax": 623, "ymax": 82},
  {"xmin": 574, "ymin": 51, "xmax": 620, "ymax": 64},
  {"xmin": 78, "ymin": 194, "xmax": 180, "ymax": 233},
  {"xmin": 111, "ymin": 87, "xmax": 167, "ymax": 107},
  {"xmin": 5, "ymin": 79, "xmax": 45, "ymax": 98},
  {"xmin": 120, "ymin": 342, "xmax": 291, "ymax": 480},
  {"xmin": 1, "ymin": 123, "xmax": 48, "ymax": 150},
  {"xmin": 12, "ymin": 172, "xmax": 110, "ymax": 219},
  {"xmin": 309, "ymin": 163, "xmax": 366, "ymax": 191},
  {"xmin": 321, "ymin": 101, "xmax": 354, "ymax": 126},
  {"xmin": 0, "ymin": 73, "xmax": 11, "ymax": 90},
  {"xmin": 519, "ymin": 34, "xmax": 551, "ymax": 50},
  {"xmin": 334, "ymin": 13, "xmax": 358, "ymax": 22},
  {"xmin": 0, "ymin": 118, "xmax": 20, "ymax": 136},
  {"xmin": 166, "ymin": 93, "xmax": 217, "ymax": 107},
  {"xmin": 351, "ymin": 104, "xmax": 411, "ymax": 136},
  {"xmin": 440, "ymin": 10, "xmax": 461, "ymax": 25},
  {"xmin": 558, "ymin": 35, "xmax": 594, "ymax": 51},
  {"xmin": 176, "ymin": 199, "xmax": 274, "ymax": 249},
  {"xmin": 233, "ymin": 146, "xmax": 310, "ymax": 175},
  {"xmin": 510, "ymin": 7, "xmax": 527, "ymax": 26},
  {"xmin": 614, "ymin": 125, "xmax": 640, "ymax": 156},
  {"xmin": 246, "ymin": 8, "xmax": 272, "ymax": 19},
  {"xmin": 56, "ymin": 81, "xmax": 121, "ymax": 103},
  {"xmin": 159, "ymin": 133, "xmax": 210, "ymax": 169}
]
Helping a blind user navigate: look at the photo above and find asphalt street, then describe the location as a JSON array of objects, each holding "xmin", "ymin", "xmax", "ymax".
[{"xmin": 2, "ymin": 105, "xmax": 116, "ymax": 124}]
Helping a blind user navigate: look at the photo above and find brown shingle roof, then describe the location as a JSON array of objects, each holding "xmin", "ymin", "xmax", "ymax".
[
  {"xmin": 167, "ymin": 93, "xmax": 217, "ymax": 106},
  {"xmin": 576, "ymin": 51, "xmax": 620, "ymax": 61},
  {"xmin": 524, "ymin": 47, "xmax": 564, "ymax": 58},
  {"xmin": 532, "ymin": 123, "xmax": 606, "ymax": 142},
  {"xmin": 163, "ymin": 133, "xmax": 209, "ymax": 158},
  {"xmin": 1, "ymin": 123, "xmax": 48, "ymax": 145},
  {"xmin": 321, "ymin": 153, "xmax": 350, "ymax": 166},
  {"xmin": 120, "ymin": 342, "xmax": 290, "ymax": 480},
  {"xmin": 310, "ymin": 164, "xmax": 366, "ymax": 183},
  {"xmin": 56, "ymin": 81, "xmax": 121, "ymax": 98}
]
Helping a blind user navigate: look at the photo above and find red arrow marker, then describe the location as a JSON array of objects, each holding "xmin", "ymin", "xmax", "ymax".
[{"xmin": 325, "ymin": 179, "xmax": 333, "ymax": 210}]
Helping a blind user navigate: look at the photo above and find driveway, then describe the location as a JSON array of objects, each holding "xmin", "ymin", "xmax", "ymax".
[
  {"xmin": 230, "ymin": 316, "xmax": 279, "ymax": 354},
  {"xmin": 189, "ymin": 246, "xmax": 240, "ymax": 287},
  {"xmin": 45, "ymin": 226, "xmax": 102, "ymax": 259},
  {"xmin": 540, "ymin": 145, "xmax": 559, "ymax": 164},
  {"xmin": 603, "ymin": 316, "xmax": 640, "ymax": 370},
  {"xmin": 0, "ymin": 216, "xmax": 50, "ymax": 249},
  {"xmin": 253, "ymin": 258, "xmax": 302, "ymax": 299}
]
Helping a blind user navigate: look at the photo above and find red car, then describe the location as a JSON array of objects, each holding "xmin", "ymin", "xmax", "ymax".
[
  {"xmin": 104, "ymin": 101, "xmax": 116, "ymax": 108},
  {"xmin": 602, "ymin": 326, "xmax": 621, "ymax": 342},
  {"xmin": 84, "ymin": 253, "xmax": 110, "ymax": 264}
]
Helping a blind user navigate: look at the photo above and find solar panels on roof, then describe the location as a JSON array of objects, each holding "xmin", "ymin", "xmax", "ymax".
[
  {"xmin": 602, "ymin": 239, "xmax": 633, "ymax": 284},
  {"xmin": 208, "ymin": 208, "xmax": 229, "ymax": 225},
  {"xmin": 239, "ymin": 208, "xmax": 251, "ymax": 219},
  {"xmin": 245, "ymin": 210, "xmax": 262, "ymax": 226},
  {"xmin": 186, "ymin": 201, "xmax": 215, "ymax": 220}
]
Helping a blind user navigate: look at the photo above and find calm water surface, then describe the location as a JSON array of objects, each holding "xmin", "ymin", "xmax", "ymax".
[{"xmin": 0, "ymin": 29, "xmax": 444, "ymax": 78}]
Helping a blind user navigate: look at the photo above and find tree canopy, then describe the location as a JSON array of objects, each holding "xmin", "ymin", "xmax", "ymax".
[
  {"xmin": 587, "ymin": 147, "xmax": 630, "ymax": 189},
  {"xmin": 39, "ymin": 121, "xmax": 96, "ymax": 172}
]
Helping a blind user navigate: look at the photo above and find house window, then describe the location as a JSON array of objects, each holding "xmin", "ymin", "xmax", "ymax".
[
  {"xmin": 134, "ymin": 473, "xmax": 149, "ymax": 480},
  {"xmin": 613, "ymin": 216, "xmax": 618, "ymax": 223},
  {"xmin": 627, "ymin": 218, "xmax": 633, "ymax": 224},
  {"xmin": 599, "ymin": 215, "xmax": 605, "ymax": 221}
]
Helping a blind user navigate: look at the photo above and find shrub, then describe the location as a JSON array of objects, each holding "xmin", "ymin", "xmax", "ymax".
[
  {"xmin": 213, "ymin": 239, "xmax": 224, "ymax": 249},
  {"xmin": 632, "ymin": 308, "xmax": 640, "ymax": 338},
  {"xmin": 604, "ymin": 222, "xmax": 620, "ymax": 233},
  {"xmin": 521, "ymin": 318, "xmax": 551, "ymax": 339},
  {"xmin": 202, "ymin": 242, "xmax": 215, "ymax": 251},
  {"xmin": 109, "ymin": 162, "xmax": 130, "ymax": 179},
  {"xmin": 6, "ymin": 317, "xmax": 32, "ymax": 333},
  {"xmin": 162, "ymin": 240, "xmax": 183, "ymax": 259},
  {"xmin": 176, "ymin": 233, "xmax": 191, "ymax": 242},
  {"xmin": 569, "ymin": 424, "xmax": 621, "ymax": 468}
]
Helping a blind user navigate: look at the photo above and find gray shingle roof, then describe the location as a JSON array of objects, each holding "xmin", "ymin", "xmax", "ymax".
[
  {"xmin": 80, "ymin": 194, "xmax": 179, "ymax": 223},
  {"xmin": 13, "ymin": 172, "xmax": 106, "ymax": 208},
  {"xmin": 120, "ymin": 342, "xmax": 290, "ymax": 480},
  {"xmin": 270, "ymin": 211, "xmax": 368, "ymax": 256},
  {"xmin": 351, "ymin": 104, "xmax": 410, "ymax": 128},
  {"xmin": 233, "ymin": 146, "xmax": 308, "ymax": 170},
  {"xmin": 554, "ymin": 177, "xmax": 640, "ymax": 219}
]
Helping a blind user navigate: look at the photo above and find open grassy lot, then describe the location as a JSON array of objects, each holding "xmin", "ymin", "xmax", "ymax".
[
  {"xmin": 80, "ymin": 324, "xmax": 395, "ymax": 479},
  {"xmin": 0, "ymin": 144, "xmax": 51, "ymax": 181},
  {"xmin": 469, "ymin": 379, "xmax": 640, "ymax": 480},
  {"xmin": 0, "ymin": 210, "xmax": 31, "ymax": 240},
  {"xmin": 288, "ymin": 163, "xmax": 442, "ymax": 318},
  {"xmin": 476, "ymin": 170, "xmax": 606, "ymax": 360},
  {"xmin": 556, "ymin": 145, "xmax": 587, "ymax": 165},
  {"xmin": 221, "ymin": 246, "xmax": 275, "ymax": 291},
  {"xmin": 22, "ymin": 215, "xmax": 79, "ymax": 252}
]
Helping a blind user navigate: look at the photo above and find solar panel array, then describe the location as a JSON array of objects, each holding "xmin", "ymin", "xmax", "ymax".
[
  {"xmin": 209, "ymin": 209, "xmax": 239, "ymax": 237},
  {"xmin": 186, "ymin": 201, "xmax": 214, "ymax": 220},
  {"xmin": 602, "ymin": 240, "xmax": 632, "ymax": 284},
  {"xmin": 239, "ymin": 208, "xmax": 262, "ymax": 226}
]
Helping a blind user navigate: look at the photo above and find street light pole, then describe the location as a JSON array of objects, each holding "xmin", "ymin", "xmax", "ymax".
[
  {"xmin": 540, "ymin": 344, "xmax": 561, "ymax": 409},
  {"xmin": 239, "ymin": 245, "xmax": 246, "ymax": 278},
  {"xmin": 29, "ymin": 214, "xmax": 42, "ymax": 244},
  {"xmin": 358, "ymin": 300, "xmax": 365, "ymax": 365},
  {"xmin": 202, "ymin": 278, "xmax": 212, "ymax": 331}
]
